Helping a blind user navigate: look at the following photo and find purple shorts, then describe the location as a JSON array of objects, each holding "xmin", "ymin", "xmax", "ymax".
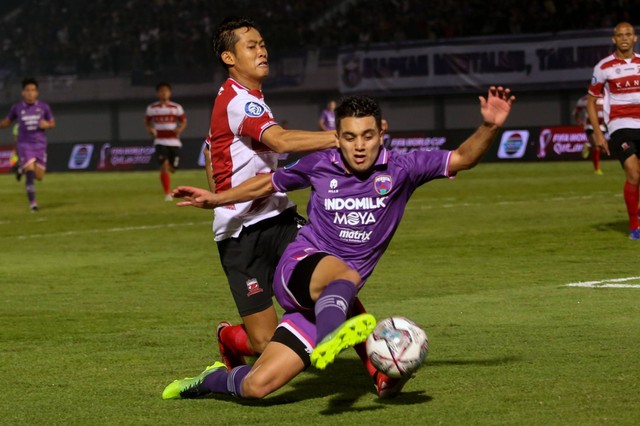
[
  {"xmin": 17, "ymin": 143, "xmax": 47, "ymax": 169},
  {"xmin": 273, "ymin": 241, "xmax": 324, "ymax": 352}
]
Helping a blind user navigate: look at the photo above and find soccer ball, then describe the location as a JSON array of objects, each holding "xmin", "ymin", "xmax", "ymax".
[{"xmin": 366, "ymin": 317, "xmax": 428, "ymax": 378}]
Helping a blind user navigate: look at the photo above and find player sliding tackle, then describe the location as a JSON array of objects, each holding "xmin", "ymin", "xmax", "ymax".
[{"xmin": 163, "ymin": 86, "xmax": 515, "ymax": 400}]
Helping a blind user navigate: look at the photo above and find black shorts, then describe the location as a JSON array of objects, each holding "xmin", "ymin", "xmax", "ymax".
[
  {"xmin": 609, "ymin": 129, "xmax": 640, "ymax": 166},
  {"xmin": 216, "ymin": 208, "xmax": 305, "ymax": 317},
  {"xmin": 155, "ymin": 145, "xmax": 180, "ymax": 169}
]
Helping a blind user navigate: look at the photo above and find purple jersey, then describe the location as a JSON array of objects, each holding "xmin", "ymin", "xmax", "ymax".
[
  {"xmin": 7, "ymin": 100, "xmax": 54, "ymax": 147},
  {"xmin": 271, "ymin": 147, "xmax": 453, "ymax": 284},
  {"xmin": 319, "ymin": 109, "xmax": 335, "ymax": 130}
]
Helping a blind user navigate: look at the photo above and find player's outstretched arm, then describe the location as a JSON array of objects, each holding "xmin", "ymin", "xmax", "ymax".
[
  {"xmin": 586, "ymin": 95, "xmax": 609, "ymax": 156},
  {"xmin": 173, "ymin": 173, "xmax": 275, "ymax": 209},
  {"xmin": 261, "ymin": 125, "xmax": 336, "ymax": 153},
  {"xmin": 449, "ymin": 86, "xmax": 515, "ymax": 174}
]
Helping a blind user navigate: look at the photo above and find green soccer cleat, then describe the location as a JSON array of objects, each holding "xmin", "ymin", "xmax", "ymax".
[
  {"xmin": 162, "ymin": 361, "xmax": 226, "ymax": 400},
  {"xmin": 311, "ymin": 313, "xmax": 376, "ymax": 370}
]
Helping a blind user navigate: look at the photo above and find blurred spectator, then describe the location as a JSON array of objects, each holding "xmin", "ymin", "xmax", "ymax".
[{"xmin": 0, "ymin": 0, "xmax": 637, "ymax": 78}]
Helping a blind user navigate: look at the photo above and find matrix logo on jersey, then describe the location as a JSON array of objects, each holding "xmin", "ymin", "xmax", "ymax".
[
  {"xmin": 498, "ymin": 130, "xmax": 529, "ymax": 159},
  {"xmin": 374, "ymin": 175, "xmax": 392, "ymax": 195},
  {"xmin": 68, "ymin": 144, "xmax": 94, "ymax": 170},
  {"xmin": 338, "ymin": 228, "xmax": 372, "ymax": 243},
  {"xmin": 324, "ymin": 196, "xmax": 387, "ymax": 211},
  {"xmin": 245, "ymin": 102, "xmax": 265, "ymax": 117}
]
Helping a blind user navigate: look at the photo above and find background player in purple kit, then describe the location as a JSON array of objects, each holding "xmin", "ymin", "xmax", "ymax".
[
  {"xmin": 163, "ymin": 86, "xmax": 515, "ymax": 401},
  {"xmin": 318, "ymin": 99, "xmax": 337, "ymax": 131},
  {"xmin": 0, "ymin": 78, "xmax": 55, "ymax": 211}
]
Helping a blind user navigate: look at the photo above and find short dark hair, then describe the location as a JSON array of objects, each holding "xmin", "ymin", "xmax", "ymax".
[
  {"xmin": 213, "ymin": 16, "xmax": 258, "ymax": 68},
  {"xmin": 335, "ymin": 96, "xmax": 382, "ymax": 132},
  {"xmin": 155, "ymin": 81, "xmax": 171, "ymax": 91},
  {"xmin": 22, "ymin": 77, "xmax": 38, "ymax": 89}
]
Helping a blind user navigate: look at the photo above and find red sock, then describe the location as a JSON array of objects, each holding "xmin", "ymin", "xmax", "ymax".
[
  {"xmin": 623, "ymin": 181, "xmax": 639, "ymax": 230},
  {"xmin": 160, "ymin": 171, "xmax": 171, "ymax": 194},
  {"xmin": 592, "ymin": 149, "xmax": 600, "ymax": 171},
  {"xmin": 351, "ymin": 298, "xmax": 379, "ymax": 377},
  {"xmin": 219, "ymin": 324, "xmax": 253, "ymax": 356}
]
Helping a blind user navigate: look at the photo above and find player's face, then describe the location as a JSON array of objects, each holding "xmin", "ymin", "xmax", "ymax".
[
  {"xmin": 22, "ymin": 84, "xmax": 38, "ymax": 104},
  {"xmin": 225, "ymin": 27, "xmax": 269, "ymax": 83},
  {"xmin": 156, "ymin": 86, "xmax": 171, "ymax": 102},
  {"xmin": 612, "ymin": 24, "xmax": 637, "ymax": 54},
  {"xmin": 336, "ymin": 116, "xmax": 383, "ymax": 174}
]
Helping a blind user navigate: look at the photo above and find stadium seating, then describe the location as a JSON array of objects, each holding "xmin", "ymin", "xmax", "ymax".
[{"xmin": 0, "ymin": 0, "xmax": 638, "ymax": 79}]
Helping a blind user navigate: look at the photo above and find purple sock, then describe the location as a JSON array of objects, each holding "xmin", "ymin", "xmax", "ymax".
[
  {"xmin": 25, "ymin": 171, "xmax": 36, "ymax": 206},
  {"xmin": 201, "ymin": 368, "xmax": 229, "ymax": 394},
  {"xmin": 227, "ymin": 365, "xmax": 251, "ymax": 397},
  {"xmin": 315, "ymin": 279, "xmax": 357, "ymax": 343},
  {"xmin": 200, "ymin": 365, "xmax": 251, "ymax": 398}
]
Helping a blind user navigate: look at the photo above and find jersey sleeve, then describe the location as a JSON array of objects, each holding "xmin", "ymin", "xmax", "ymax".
[
  {"xmin": 177, "ymin": 104, "xmax": 186, "ymax": 121},
  {"xmin": 43, "ymin": 103, "xmax": 54, "ymax": 121},
  {"xmin": 400, "ymin": 150, "xmax": 453, "ymax": 187},
  {"xmin": 6, "ymin": 104, "xmax": 17, "ymax": 122},
  {"xmin": 145, "ymin": 105, "xmax": 153, "ymax": 125},
  {"xmin": 271, "ymin": 152, "xmax": 321, "ymax": 192},
  {"xmin": 588, "ymin": 64, "xmax": 606, "ymax": 97},
  {"xmin": 228, "ymin": 96, "xmax": 277, "ymax": 141}
]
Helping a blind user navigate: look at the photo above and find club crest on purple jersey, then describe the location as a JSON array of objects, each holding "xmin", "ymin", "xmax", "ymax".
[{"xmin": 374, "ymin": 174, "xmax": 392, "ymax": 195}]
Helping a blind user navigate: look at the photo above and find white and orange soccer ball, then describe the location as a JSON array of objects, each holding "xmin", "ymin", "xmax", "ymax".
[{"xmin": 366, "ymin": 316, "xmax": 429, "ymax": 378}]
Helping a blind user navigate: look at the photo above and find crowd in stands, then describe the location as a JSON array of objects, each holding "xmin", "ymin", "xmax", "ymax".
[{"xmin": 1, "ymin": 0, "xmax": 638, "ymax": 78}]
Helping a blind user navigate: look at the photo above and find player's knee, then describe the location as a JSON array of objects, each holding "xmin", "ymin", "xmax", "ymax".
[
  {"xmin": 248, "ymin": 334, "xmax": 270, "ymax": 354},
  {"xmin": 337, "ymin": 268, "xmax": 361, "ymax": 286},
  {"xmin": 626, "ymin": 169, "xmax": 640, "ymax": 184},
  {"xmin": 241, "ymin": 374, "xmax": 274, "ymax": 399}
]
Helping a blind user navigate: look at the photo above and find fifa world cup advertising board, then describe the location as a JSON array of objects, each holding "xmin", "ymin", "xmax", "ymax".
[{"xmin": 536, "ymin": 126, "xmax": 589, "ymax": 160}]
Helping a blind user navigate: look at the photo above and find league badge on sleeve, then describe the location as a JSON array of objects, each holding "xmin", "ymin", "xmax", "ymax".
[{"xmin": 245, "ymin": 102, "xmax": 265, "ymax": 117}]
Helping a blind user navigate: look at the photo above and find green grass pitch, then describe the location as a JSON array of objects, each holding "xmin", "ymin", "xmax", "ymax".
[{"xmin": 1, "ymin": 160, "xmax": 639, "ymax": 425}]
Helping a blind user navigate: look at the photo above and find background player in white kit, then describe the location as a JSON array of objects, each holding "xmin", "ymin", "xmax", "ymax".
[
  {"xmin": 574, "ymin": 94, "xmax": 606, "ymax": 174},
  {"xmin": 587, "ymin": 22, "xmax": 640, "ymax": 239},
  {"xmin": 145, "ymin": 82, "xmax": 187, "ymax": 201}
]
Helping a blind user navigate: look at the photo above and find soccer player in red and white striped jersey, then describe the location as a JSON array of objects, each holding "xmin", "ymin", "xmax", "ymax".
[
  {"xmin": 588, "ymin": 22, "xmax": 640, "ymax": 239},
  {"xmin": 145, "ymin": 82, "xmax": 187, "ymax": 200}
]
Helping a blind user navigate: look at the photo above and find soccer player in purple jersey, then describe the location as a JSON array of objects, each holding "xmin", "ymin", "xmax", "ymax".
[
  {"xmin": 0, "ymin": 78, "xmax": 55, "ymax": 211},
  {"xmin": 319, "ymin": 99, "xmax": 337, "ymax": 131},
  {"xmin": 163, "ymin": 86, "xmax": 515, "ymax": 401}
]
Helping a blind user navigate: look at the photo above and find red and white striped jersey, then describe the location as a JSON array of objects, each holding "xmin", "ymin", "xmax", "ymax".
[
  {"xmin": 145, "ymin": 101, "xmax": 186, "ymax": 147},
  {"xmin": 207, "ymin": 78, "xmax": 293, "ymax": 241},
  {"xmin": 588, "ymin": 52, "xmax": 640, "ymax": 134},
  {"xmin": 574, "ymin": 94, "xmax": 606, "ymax": 131}
]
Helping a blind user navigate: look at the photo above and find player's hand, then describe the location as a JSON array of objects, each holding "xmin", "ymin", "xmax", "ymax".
[
  {"xmin": 593, "ymin": 132, "xmax": 610, "ymax": 156},
  {"xmin": 38, "ymin": 119, "xmax": 50, "ymax": 129},
  {"xmin": 479, "ymin": 86, "xmax": 516, "ymax": 128},
  {"xmin": 172, "ymin": 186, "xmax": 218, "ymax": 209}
]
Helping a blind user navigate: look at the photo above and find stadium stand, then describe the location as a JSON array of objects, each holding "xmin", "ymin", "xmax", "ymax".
[{"xmin": 1, "ymin": 0, "xmax": 639, "ymax": 79}]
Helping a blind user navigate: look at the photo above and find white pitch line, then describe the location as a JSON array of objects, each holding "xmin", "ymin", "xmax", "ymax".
[
  {"xmin": 564, "ymin": 276, "xmax": 640, "ymax": 289},
  {"xmin": 15, "ymin": 221, "xmax": 211, "ymax": 240}
]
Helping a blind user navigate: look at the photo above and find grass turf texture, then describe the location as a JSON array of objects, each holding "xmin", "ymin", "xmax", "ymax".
[{"xmin": 1, "ymin": 161, "xmax": 639, "ymax": 425}]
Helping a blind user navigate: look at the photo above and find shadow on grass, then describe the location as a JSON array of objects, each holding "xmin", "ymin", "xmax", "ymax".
[
  {"xmin": 205, "ymin": 356, "xmax": 518, "ymax": 412},
  {"xmin": 211, "ymin": 358, "xmax": 431, "ymax": 414},
  {"xmin": 592, "ymin": 220, "xmax": 628, "ymax": 235}
]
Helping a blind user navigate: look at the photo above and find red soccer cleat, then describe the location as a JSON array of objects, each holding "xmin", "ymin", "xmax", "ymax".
[{"xmin": 216, "ymin": 321, "xmax": 247, "ymax": 370}]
